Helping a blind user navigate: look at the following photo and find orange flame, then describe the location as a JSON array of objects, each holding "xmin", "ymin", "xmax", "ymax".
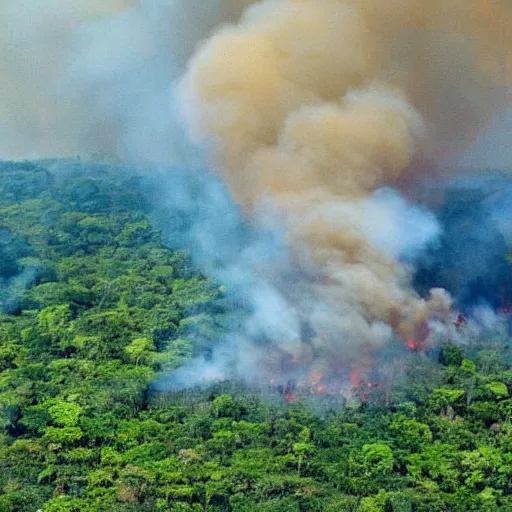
[
  {"xmin": 350, "ymin": 367, "xmax": 361, "ymax": 388},
  {"xmin": 308, "ymin": 369, "xmax": 324, "ymax": 386},
  {"xmin": 406, "ymin": 339, "xmax": 418, "ymax": 350},
  {"xmin": 284, "ymin": 392, "xmax": 296, "ymax": 403}
]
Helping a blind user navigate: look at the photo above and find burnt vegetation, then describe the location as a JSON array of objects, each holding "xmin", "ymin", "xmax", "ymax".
[{"xmin": 0, "ymin": 160, "xmax": 512, "ymax": 512}]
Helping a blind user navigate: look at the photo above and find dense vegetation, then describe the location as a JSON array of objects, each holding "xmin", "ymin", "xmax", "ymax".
[{"xmin": 1, "ymin": 160, "xmax": 512, "ymax": 512}]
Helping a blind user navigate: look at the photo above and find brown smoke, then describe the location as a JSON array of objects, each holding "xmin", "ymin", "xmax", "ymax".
[{"xmin": 178, "ymin": 0, "xmax": 512, "ymax": 361}]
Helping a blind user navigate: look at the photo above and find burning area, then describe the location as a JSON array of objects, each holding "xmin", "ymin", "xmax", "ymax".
[
  {"xmin": 172, "ymin": 0, "xmax": 512, "ymax": 392},
  {"xmin": 1, "ymin": 0, "xmax": 512, "ymax": 397}
]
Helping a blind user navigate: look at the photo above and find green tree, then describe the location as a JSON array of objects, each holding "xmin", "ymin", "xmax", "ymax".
[
  {"xmin": 48, "ymin": 400, "xmax": 82, "ymax": 427},
  {"xmin": 124, "ymin": 337, "xmax": 156, "ymax": 367}
]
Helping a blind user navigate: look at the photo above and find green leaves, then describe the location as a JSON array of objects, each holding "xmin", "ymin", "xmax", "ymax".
[
  {"xmin": 124, "ymin": 337, "xmax": 156, "ymax": 367},
  {"xmin": 116, "ymin": 219, "xmax": 155, "ymax": 247},
  {"xmin": 485, "ymin": 382, "xmax": 508, "ymax": 398},
  {"xmin": 390, "ymin": 415, "xmax": 433, "ymax": 452},
  {"xmin": 212, "ymin": 395, "xmax": 244, "ymax": 420},
  {"xmin": 460, "ymin": 359, "xmax": 477, "ymax": 377},
  {"xmin": 43, "ymin": 426, "xmax": 83, "ymax": 445},
  {"xmin": 37, "ymin": 304, "xmax": 72, "ymax": 343},
  {"xmin": 48, "ymin": 401, "xmax": 82, "ymax": 427},
  {"xmin": 428, "ymin": 388, "xmax": 465, "ymax": 413},
  {"xmin": 18, "ymin": 405, "xmax": 50, "ymax": 434},
  {"xmin": 439, "ymin": 343, "xmax": 464, "ymax": 367},
  {"xmin": 0, "ymin": 161, "xmax": 237, "ymax": 511},
  {"xmin": 1, "ymin": 160, "xmax": 512, "ymax": 511},
  {"xmin": 361, "ymin": 444, "xmax": 394, "ymax": 475}
]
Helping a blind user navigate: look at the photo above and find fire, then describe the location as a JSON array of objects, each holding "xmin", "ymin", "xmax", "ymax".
[
  {"xmin": 308, "ymin": 369, "xmax": 323, "ymax": 387},
  {"xmin": 267, "ymin": 310, "xmax": 465, "ymax": 404},
  {"xmin": 454, "ymin": 314, "xmax": 467, "ymax": 328},
  {"xmin": 406, "ymin": 339, "xmax": 419, "ymax": 350},
  {"xmin": 350, "ymin": 367, "xmax": 361, "ymax": 388},
  {"xmin": 284, "ymin": 392, "xmax": 297, "ymax": 403}
]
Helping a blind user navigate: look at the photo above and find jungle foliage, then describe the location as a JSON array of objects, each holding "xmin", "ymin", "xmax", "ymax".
[{"xmin": 0, "ymin": 160, "xmax": 511, "ymax": 512}]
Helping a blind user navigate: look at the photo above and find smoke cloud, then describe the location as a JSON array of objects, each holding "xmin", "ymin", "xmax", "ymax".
[
  {"xmin": 0, "ymin": 0, "xmax": 254, "ymax": 161},
  {"xmin": 174, "ymin": 0, "xmax": 511, "ymax": 384},
  {"xmin": 1, "ymin": 1, "xmax": 512, "ymax": 389}
]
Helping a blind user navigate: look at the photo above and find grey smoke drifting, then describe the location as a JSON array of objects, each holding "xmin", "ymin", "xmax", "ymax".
[
  {"xmin": 0, "ymin": 0, "xmax": 253, "ymax": 162},
  {"xmin": 1, "ymin": 1, "xmax": 512, "ymax": 389}
]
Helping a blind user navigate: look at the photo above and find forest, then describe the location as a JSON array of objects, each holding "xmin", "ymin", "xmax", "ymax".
[{"xmin": 1, "ymin": 160, "xmax": 512, "ymax": 512}]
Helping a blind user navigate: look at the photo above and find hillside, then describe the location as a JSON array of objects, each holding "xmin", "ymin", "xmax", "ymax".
[{"xmin": 1, "ymin": 161, "xmax": 512, "ymax": 512}]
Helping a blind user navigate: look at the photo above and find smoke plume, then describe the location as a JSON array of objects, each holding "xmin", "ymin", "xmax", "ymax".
[
  {"xmin": 1, "ymin": 1, "xmax": 512, "ymax": 388},
  {"xmin": 174, "ymin": 0, "xmax": 512, "ymax": 384}
]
